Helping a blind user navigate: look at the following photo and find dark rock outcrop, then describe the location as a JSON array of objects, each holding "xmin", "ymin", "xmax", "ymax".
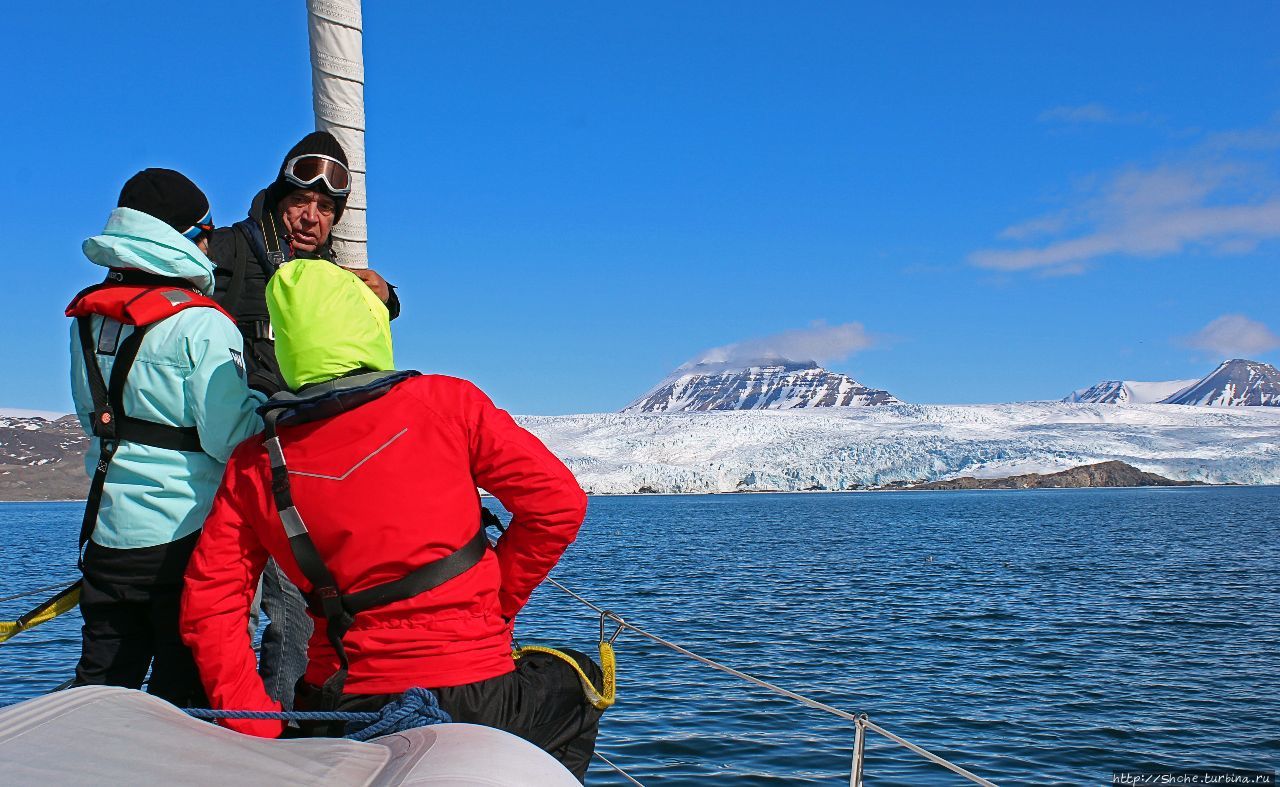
[{"xmin": 908, "ymin": 460, "xmax": 1202, "ymax": 490}]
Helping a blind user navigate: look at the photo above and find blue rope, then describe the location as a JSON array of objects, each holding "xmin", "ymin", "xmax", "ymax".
[
  {"xmin": 344, "ymin": 688, "xmax": 452, "ymax": 741},
  {"xmin": 186, "ymin": 708, "xmax": 379, "ymax": 722},
  {"xmin": 185, "ymin": 687, "xmax": 452, "ymax": 740}
]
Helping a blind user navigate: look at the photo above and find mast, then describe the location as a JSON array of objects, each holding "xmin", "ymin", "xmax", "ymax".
[{"xmin": 306, "ymin": 0, "xmax": 368, "ymax": 269}]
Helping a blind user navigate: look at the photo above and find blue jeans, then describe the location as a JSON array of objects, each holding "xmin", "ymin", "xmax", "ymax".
[{"xmin": 251, "ymin": 559, "xmax": 312, "ymax": 711}]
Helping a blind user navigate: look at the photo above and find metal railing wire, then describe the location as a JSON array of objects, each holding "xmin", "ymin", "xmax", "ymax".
[
  {"xmin": 0, "ymin": 581, "xmax": 75, "ymax": 605},
  {"xmin": 544, "ymin": 576, "xmax": 998, "ymax": 787}
]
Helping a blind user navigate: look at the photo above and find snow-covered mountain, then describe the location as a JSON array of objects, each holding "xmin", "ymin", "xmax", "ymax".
[
  {"xmin": 1161, "ymin": 359, "xmax": 1280, "ymax": 407},
  {"xmin": 1064, "ymin": 379, "xmax": 1197, "ymax": 405},
  {"xmin": 623, "ymin": 357, "xmax": 899, "ymax": 413},
  {"xmin": 521, "ymin": 402, "xmax": 1280, "ymax": 494}
]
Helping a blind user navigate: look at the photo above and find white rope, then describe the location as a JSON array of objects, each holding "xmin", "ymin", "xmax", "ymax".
[{"xmin": 544, "ymin": 576, "xmax": 997, "ymax": 787}]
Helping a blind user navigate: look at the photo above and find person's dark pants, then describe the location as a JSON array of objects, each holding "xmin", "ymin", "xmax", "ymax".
[
  {"xmin": 253, "ymin": 559, "xmax": 312, "ymax": 711},
  {"xmin": 72, "ymin": 532, "xmax": 206, "ymax": 708},
  {"xmin": 296, "ymin": 649, "xmax": 605, "ymax": 782}
]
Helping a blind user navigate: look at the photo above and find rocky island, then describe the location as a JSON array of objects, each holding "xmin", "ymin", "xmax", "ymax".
[{"xmin": 904, "ymin": 461, "xmax": 1204, "ymax": 491}]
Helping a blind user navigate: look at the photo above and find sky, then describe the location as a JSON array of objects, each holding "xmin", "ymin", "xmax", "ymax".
[{"xmin": 3, "ymin": 1, "xmax": 1279, "ymax": 414}]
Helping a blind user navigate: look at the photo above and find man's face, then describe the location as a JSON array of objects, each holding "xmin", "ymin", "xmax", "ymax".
[{"xmin": 279, "ymin": 189, "xmax": 336, "ymax": 253}]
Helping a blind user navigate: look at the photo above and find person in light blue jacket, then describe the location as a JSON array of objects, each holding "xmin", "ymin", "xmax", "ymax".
[{"xmin": 68, "ymin": 168, "xmax": 265, "ymax": 705}]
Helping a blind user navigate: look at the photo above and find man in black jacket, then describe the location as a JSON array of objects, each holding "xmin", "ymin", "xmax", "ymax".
[
  {"xmin": 205, "ymin": 130, "xmax": 402, "ymax": 710},
  {"xmin": 208, "ymin": 130, "xmax": 400, "ymax": 395}
]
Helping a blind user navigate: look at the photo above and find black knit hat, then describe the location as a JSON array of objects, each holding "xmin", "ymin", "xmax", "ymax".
[
  {"xmin": 267, "ymin": 130, "xmax": 350, "ymax": 221},
  {"xmin": 117, "ymin": 168, "xmax": 210, "ymax": 234}
]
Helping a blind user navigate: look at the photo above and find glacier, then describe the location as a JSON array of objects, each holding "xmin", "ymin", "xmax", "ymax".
[{"xmin": 517, "ymin": 402, "xmax": 1280, "ymax": 494}]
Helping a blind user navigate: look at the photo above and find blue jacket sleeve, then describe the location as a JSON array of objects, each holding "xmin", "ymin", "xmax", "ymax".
[{"xmin": 181, "ymin": 310, "xmax": 266, "ymax": 462}]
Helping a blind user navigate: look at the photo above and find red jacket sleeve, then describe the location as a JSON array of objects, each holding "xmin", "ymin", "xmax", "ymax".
[
  {"xmin": 462, "ymin": 382, "xmax": 587, "ymax": 621},
  {"xmin": 180, "ymin": 446, "xmax": 283, "ymax": 738}
]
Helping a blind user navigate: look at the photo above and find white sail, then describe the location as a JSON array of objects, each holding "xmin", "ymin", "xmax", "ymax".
[{"xmin": 307, "ymin": 0, "xmax": 368, "ymax": 268}]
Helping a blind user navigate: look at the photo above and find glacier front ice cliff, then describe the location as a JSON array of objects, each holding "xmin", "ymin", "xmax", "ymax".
[{"xmin": 517, "ymin": 402, "xmax": 1280, "ymax": 494}]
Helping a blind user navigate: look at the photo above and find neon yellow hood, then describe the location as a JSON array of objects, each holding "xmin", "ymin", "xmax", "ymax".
[{"xmin": 266, "ymin": 258, "xmax": 394, "ymax": 390}]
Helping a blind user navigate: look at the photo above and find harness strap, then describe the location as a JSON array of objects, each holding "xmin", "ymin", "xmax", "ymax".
[
  {"xmin": 262, "ymin": 407, "xmax": 488, "ymax": 708},
  {"xmin": 106, "ymin": 324, "xmax": 202, "ymax": 452},
  {"xmin": 74, "ymin": 305, "xmax": 205, "ymax": 563},
  {"xmin": 76, "ymin": 316, "xmax": 127, "ymax": 564},
  {"xmin": 224, "ymin": 218, "xmax": 282, "ymax": 341},
  {"xmin": 341, "ymin": 530, "xmax": 488, "ymax": 615},
  {"xmin": 77, "ymin": 317, "xmax": 116, "ymax": 442},
  {"xmin": 260, "ymin": 210, "xmax": 288, "ymax": 269}
]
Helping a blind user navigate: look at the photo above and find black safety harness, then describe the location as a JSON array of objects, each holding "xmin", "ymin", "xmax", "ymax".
[
  {"xmin": 70, "ymin": 270, "xmax": 212, "ymax": 567},
  {"xmin": 258, "ymin": 371, "xmax": 492, "ymax": 708}
]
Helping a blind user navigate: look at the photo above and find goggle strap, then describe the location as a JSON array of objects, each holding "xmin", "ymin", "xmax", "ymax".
[{"xmin": 182, "ymin": 208, "xmax": 214, "ymax": 241}]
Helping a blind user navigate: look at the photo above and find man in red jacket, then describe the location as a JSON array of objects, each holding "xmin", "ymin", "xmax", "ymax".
[{"xmin": 180, "ymin": 259, "xmax": 602, "ymax": 779}]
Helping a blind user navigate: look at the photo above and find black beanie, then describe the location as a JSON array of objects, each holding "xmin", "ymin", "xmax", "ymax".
[
  {"xmin": 117, "ymin": 168, "xmax": 210, "ymax": 234},
  {"xmin": 267, "ymin": 130, "xmax": 350, "ymax": 221}
]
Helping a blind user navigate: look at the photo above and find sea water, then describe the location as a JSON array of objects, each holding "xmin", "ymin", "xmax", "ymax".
[{"xmin": 1, "ymin": 488, "xmax": 1277, "ymax": 785}]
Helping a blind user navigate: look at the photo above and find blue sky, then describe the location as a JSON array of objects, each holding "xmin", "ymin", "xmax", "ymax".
[{"xmin": 4, "ymin": 2, "xmax": 1279, "ymax": 414}]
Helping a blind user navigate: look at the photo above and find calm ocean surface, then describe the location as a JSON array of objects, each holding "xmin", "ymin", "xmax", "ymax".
[{"xmin": 1, "ymin": 488, "xmax": 1277, "ymax": 785}]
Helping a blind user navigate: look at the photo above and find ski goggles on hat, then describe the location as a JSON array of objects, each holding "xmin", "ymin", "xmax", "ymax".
[
  {"xmin": 283, "ymin": 153, "xmax": 352, "ymax": 196},
  {"xmin": 182, "ymin": 208, "xmax": 214, "ymax": 241}
]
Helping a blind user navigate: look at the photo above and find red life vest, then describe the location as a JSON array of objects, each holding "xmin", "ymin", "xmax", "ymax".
[{"xmin": 66, "ymin": 278, "xmax": 229, "ymax": 325}]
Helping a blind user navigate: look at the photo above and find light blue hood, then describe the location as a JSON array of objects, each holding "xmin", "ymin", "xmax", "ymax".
[{"xmin": 81, "ymin": 207, "xmax": 215, "ymax": 295}]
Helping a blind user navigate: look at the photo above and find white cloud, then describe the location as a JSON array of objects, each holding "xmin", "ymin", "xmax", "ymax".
[
  {"xmin": 1182, "ymin": 315, "xmax": 1280, "ymax": 359},
  {"xmin": 969, "ymin": 151, "xmax": 1280, "ymax": 274},
  {"xmin": 1038, "ymin": 103, "xmax": 1152, "ymax": 125},
  {"xmin": 685, "ymin": 321, "xmax": 877, "ymax": 370}
]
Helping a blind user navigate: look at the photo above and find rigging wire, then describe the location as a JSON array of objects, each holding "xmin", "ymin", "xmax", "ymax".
[
  {"xmin": 543, "ymin": 575, "xmax": 997, "ymax": 787},
  {"xmin": 0, "ymin": 580, "xmax": 78, "ymax": 605}
]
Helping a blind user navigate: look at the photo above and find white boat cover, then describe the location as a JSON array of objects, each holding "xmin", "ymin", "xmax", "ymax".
[
  {"xmin": 0, "ymin": 686, "xmax": 579, "ymax": 786},
  {"xmin": 307, "ymin": 0, "xmax": 369, "ymax": 269}
]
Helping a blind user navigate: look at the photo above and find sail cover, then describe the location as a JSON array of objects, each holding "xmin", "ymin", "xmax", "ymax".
[
  {"xmin": 307, "ymin": 0, "xmax": 368, "ymax": 268},
  {"xmin": 0, "ymin": 686, "xmax": 582, "ymax": 786}
]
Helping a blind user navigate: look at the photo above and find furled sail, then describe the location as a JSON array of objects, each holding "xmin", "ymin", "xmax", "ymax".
[{"xmin": 307, "ymin": 0, "xmax": 368, "ymax": 269}]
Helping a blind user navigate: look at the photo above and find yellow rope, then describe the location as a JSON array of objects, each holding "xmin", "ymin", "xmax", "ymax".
[
  {"xmin": 514, "ymin": 642, "xmax": 617, "ymax": 710},
  {"xmin": 0, "ymin": 582, "xmax": 82, "ymax": 644}
]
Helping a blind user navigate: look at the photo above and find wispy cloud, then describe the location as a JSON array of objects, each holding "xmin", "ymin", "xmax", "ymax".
[
  {"xmin": 1038, "ymin": 103, "xmax": 1153, "ymax": 126},
  {"xmin": 686, "ymin": 321, "xmax": 878, "ymax": 370},
  {"xmin": 969, "ymin": 122, "xmax": 1280, "ymax": 274},
  {"xmin": 1182, "ymin": 314, "xmax": 1280, "ymax": 359}
]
